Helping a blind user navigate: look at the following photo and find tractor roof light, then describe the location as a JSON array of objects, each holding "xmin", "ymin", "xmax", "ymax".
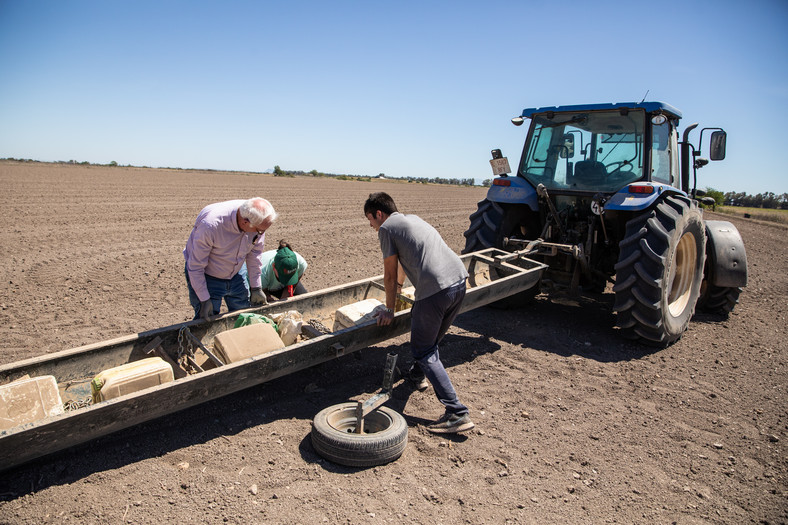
[
  {"xmin": 628, "ymin": 184, "xmax": 655, "ymax": 194},
  {"xmin": 493, "ymin": 179, "xmax": 511, "ymax": 187}
]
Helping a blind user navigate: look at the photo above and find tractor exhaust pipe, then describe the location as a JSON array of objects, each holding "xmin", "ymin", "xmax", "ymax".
[{"xmin": 681, "ymin": 123, "xmax": 699, "ymax": 194}]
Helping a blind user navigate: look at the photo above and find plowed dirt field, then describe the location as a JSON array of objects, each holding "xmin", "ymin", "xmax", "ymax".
[{"xmin": 0, "ymin": 161, "xmax": 785, "ymax": 524}]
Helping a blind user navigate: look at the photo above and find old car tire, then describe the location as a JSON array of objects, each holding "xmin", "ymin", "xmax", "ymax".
[
  {"xmin": 613, "ymin": 195, "xmax": 706, "ymax": 346},
  {"xmin": 462, "ymin": 199, "xmax": 540, "ymax": 307},
  {"xmin": 311, "ymin": 402, "xmax": 407, "ymax": 467}
]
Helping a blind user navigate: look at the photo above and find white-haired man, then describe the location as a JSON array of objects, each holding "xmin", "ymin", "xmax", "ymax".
[{"xmin": 184, "ymin": 197, "xmax": 277, "ymax": 320}]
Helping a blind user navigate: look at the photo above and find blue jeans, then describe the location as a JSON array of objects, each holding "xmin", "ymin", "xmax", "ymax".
[
  {"xmin": 410, "ymin": 280, "xmax": 468, "ymax": 416},
  {"xmin": 185, "ymin": 265, "xmax": 250, "ymax": 320}
]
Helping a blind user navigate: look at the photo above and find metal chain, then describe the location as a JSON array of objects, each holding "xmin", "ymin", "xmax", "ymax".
[
  {"xmin": 63, "ymin": 397, "xmax": 93, "ymax": 411},
  {"xmin": 307, "ymin": 318, "xmax": 331, "ymax": 334},
  {"xmin": 177, "ymin": 326, "xmax": 196, "ymax": 372}
]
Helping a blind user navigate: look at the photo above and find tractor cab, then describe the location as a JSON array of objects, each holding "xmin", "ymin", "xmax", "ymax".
[{"xmin": 513, "ymin": 102, "xmax": 683, "ymax": 194}]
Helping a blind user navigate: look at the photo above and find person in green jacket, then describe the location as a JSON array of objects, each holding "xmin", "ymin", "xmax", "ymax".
[{"xmin": 256, "ymin": 240, "xmax": 309, "ymax": 302}]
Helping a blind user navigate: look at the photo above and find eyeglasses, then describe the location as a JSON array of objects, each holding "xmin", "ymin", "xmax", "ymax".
[{"xmin": 245, "ymin": 218, "xmax": 267, "ymax": 235}]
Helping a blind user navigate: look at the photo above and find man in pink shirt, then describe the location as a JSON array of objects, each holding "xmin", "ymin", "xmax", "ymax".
[{"xmin": 184, "ymin": 197, "xmax": 277, "ymax": 320}]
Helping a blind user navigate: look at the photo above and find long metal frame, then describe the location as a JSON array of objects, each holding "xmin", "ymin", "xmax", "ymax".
[{"xmin": 0, "ymin": 249, "xmax": 547, "ymax": 471}]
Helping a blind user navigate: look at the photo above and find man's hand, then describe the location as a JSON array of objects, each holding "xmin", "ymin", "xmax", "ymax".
[
  {"xmin": 250, "ymin": 287, "xmax": 268, "ymax": 305},
  {"xmin": 373, "ymin": 305, "xmax": 394, "ymax": 326},
  {"xmin": 199, "ymin": 299, "xmax": 214, "ymax": 320}
]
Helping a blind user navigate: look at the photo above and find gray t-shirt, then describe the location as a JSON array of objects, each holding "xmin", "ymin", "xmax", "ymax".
[{"xmin": 378, "ymin": 212, "xmax": 468, "ymax": 301}]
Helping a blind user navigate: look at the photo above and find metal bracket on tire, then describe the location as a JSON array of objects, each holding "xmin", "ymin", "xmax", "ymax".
[{"xmin": 354, "ymin": 353, "xmax": 398, "ymax": 434}]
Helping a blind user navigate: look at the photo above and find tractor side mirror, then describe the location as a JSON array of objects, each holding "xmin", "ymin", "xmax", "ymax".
[{"xmin": 710, "ymin": 130, "xmax": 726, "ymax": 161}]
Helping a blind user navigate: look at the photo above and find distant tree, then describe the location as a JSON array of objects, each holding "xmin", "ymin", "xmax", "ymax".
[
  {"xmin": 704, "ymin": 187, "xmax": 725, "ymax": 206},
  {"xmin": 722, "ymin": 190, "xmax": 786, "ymax": 208},
  {"xmin": 762, "ymin": 192, "xmax": 779, "ymax": 209},
  {"xmin": 273, "ymin": 165, "xmax": 284, "ymax": 177},
  {"xmin": 482, "ymin": 179, "xmax": 492, "ymax": 187},
  {"xmin": 109, "ymin": 161, "xmax": 118, "ymax": 167}
]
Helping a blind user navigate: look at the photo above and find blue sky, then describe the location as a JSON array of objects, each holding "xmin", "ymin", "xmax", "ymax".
[{"xmin": 1, "ymin": 1, "xmax": 786, "ymax": 195}]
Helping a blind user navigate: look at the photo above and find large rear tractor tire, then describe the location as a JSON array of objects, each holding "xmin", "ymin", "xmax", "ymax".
[
  {"xmin": 613, "ymin": 195, "xmax": 706, "ymax": 346},
  {"xmin": 462, "ymin": 199, "xmax": 540, "ymax": 307},
  {"xmin": 311, "ymin": 403, "xmax": 408, "ymax": 467},
  {"xmin": 462, "ymin": 198, "xmax": 505, "ymax": 252}
]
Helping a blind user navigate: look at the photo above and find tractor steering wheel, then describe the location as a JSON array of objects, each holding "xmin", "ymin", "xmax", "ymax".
[{"xmin": 606, "ymin": 160, "xmax": 633, "ymax": 173}]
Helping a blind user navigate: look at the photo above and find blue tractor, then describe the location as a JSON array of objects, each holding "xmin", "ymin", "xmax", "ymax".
[{"xmin": 463, "ymin": 102, "xmax": 747, "ymax": 346}]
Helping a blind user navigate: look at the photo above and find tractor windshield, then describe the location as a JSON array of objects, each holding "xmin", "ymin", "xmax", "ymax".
[{"xmin": 519, "ymin": 109, "xmax": 646, "ymax": 192}]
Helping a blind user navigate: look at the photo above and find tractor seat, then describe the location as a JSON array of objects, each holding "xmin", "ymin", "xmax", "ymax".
[{"xmin": 573, "ymin": 160, "xmax": 607, "ymax": 186}]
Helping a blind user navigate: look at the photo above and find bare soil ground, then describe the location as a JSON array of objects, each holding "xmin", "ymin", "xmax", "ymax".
[{"xmin": 0, "ymin": 161, "xmax": 785, "ymax": 524}]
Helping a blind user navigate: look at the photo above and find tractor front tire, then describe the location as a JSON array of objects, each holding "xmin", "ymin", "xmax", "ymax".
[
  {"xmin": 311, "ymin": 403, "xmax": 408, "ymax": 467},
  {"xmin": 697, "ymin": 283, "xmax": 741, "ymax": 317},
  {"xmin": 613, "ymin": 195, "xmax": 706, "ymax": 346},
  {"xmin": 696, "ymin": 240, "xmax": 742, "ymax": 317}
]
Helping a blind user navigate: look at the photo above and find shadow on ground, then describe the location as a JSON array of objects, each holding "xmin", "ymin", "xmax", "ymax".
[{"xmin": 453, "ymin": 293, "xmax": 660, "ymax": 363}]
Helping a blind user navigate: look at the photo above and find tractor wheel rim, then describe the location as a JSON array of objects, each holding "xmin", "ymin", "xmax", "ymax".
[{"xmin": 668, "ymin": 231, "xmax": 698, "ymax": 317}]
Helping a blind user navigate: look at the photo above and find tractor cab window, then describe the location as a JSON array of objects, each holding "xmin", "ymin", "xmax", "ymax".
[
  {"xmin": 519, "ymin": 109, "xmax": 646, "ymax": 192},
  {"xmin": 651, "ymin": 119, "xmax": 675, "ymax": 185}
]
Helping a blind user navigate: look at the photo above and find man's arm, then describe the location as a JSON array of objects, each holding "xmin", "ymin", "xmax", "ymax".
[
  {"xmin": 376, "ymin": 254, "xmax": 402, "ymax": 326},
  {"xmin": 186, "ymin": 227, "xmax": 214, "ymax": 302},
  {"xmin": 246, "ymin": 234, "xmax": 266, "ymax": 289},
  {"xmin": 383, "ymin": 254, "xmax": 400, "ymax": 310}
]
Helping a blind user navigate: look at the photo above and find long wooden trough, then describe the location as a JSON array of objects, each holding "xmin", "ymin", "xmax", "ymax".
[{"xmin": 0, "ymin": 249, "xmax": 545, "ymax": 471}]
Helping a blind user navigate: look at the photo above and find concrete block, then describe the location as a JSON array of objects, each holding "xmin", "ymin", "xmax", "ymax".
[
  {"xmin": 334, "ymin": 298, "xmax": 384, "ymax": 330},
  {"xmin": 0, "ymin": 375, "xmax": 64, "ymax": 431},
  {"xmin": 212, "ymin": 322, "xmax": 285, "ymax": 364}
]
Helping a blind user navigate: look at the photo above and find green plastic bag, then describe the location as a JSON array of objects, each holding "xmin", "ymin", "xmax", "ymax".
[{"xmin": 234, "ymin": 313, "xmax": 277, "ymax": 331}]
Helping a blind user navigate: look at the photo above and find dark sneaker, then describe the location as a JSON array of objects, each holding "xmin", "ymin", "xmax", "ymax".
[
  {"xmin": 406, "ymin": 366, "xmax": 429, "ymax": 392},
  {"xmin": 410, "ymin": 376, "xmax": 429, "ymax": 392},
  {"xmin": 426, "ymin": 412, "xmax": 475, "ymax": 434}
]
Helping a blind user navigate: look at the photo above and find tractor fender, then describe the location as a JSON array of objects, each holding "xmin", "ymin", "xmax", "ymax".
[
  {"xmin": 486, "ymin": 177, "xmax": 539, "ymax": 211},
  {"xmin": 704, "ymin": 220, "xmax": 748, "ymax": 287},
  {"xmin": 604, "ymin": 183, "xmax": 685, "ymax": 213}
]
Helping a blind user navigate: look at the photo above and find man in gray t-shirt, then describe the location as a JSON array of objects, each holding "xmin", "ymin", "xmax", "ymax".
[
  {"xmin": 378, "ymin": 212, "xmax": 468, "ymax": 301},
  {"xmin": 364, "ymin": 192, "xmax": 474, "ymax": 434}
]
